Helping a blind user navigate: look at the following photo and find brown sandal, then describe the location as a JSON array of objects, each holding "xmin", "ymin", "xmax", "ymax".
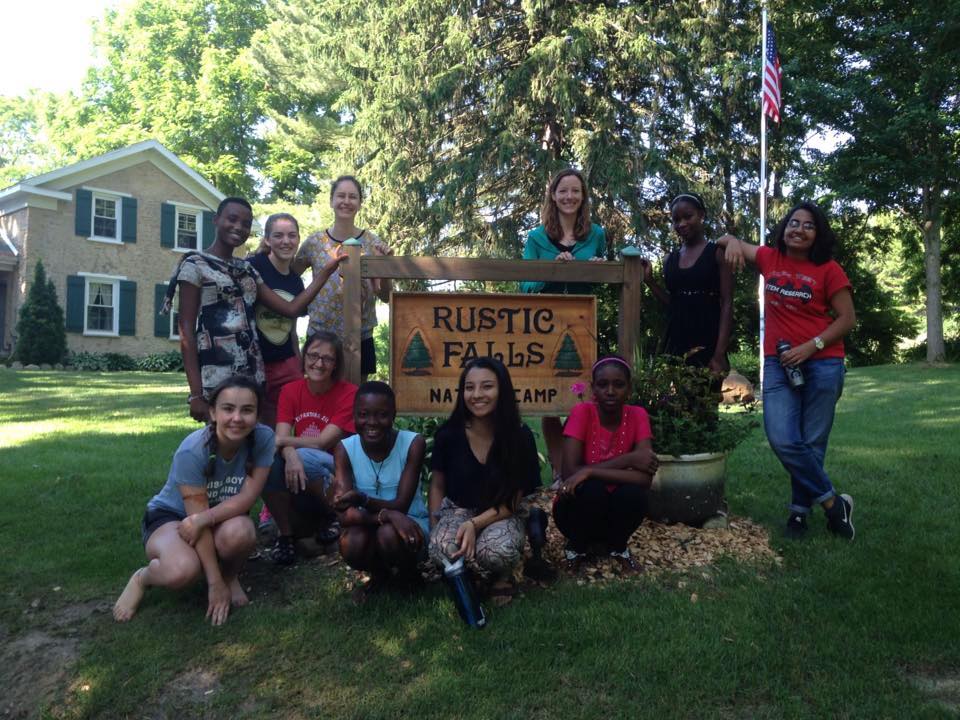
[
  {"xmin": 609, "ymin": 549, "xmax": 641, "ymax": 576},
  {"xmin": 488, "ymin": 580, "xmax": 517, "ymax": 607}
]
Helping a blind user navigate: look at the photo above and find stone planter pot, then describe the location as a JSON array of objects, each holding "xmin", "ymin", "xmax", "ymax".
[{"xmin": 648, "ymin": 451, "xmax": 728, "ymax": 526}]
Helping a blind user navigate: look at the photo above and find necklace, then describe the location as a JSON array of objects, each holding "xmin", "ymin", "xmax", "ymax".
[
  {"xmin": 326, "ymin": 228, "xmax": 364, "ymax": 244},
  {"xmin": 365, "ymin": 430, "xmax": 396, "ymax": 495},
  {"xmin": 368, "ymin": 454, "xmax": 386, "ymax": 495}
]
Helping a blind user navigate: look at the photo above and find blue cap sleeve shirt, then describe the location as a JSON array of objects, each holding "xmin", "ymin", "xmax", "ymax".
[
  {"xmin": 342, "ymin": 430, "xmax": 429, "ymax": 534},
  {"xmin": 147, "ymin": 424, "xmax": 276, "ymax": 515}
]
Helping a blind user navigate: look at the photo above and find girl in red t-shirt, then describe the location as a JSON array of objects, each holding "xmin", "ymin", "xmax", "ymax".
[
  {"xmin": 555, "ymin": 356, "xmax": 660, "ymax": 573},
  {"xmin": 262, "ymin": 331, "xmax": 358, "ymax": 564},
  {"xmin": 717, "ymin": 201, "xmax": 857, "ymax": 540}
]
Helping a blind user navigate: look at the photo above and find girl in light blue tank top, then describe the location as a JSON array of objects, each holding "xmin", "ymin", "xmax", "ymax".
[
  {"xmin": 331, "ymin": 381, "xmax": 429, "ymax": 597},
  {"xmin": 342, "ymin": 430, "xmax": 429, "ymax": 534}
]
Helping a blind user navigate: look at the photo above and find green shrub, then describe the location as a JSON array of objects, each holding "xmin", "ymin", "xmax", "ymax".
[
  {"xmin": 632, "ymin": 354, "xmax": 758, "ymax": 456},
  {"xmin": 14, "ymin": 260, "xmax": 67, "ymax": 364},
  {"xmin": 69, "ymin": 352, "xmax": 137, "ymax": 371},
  {"xmin": 396, "ymin": 415, "xmax": 444, "ymax": 487},
  {"xmin": 136, "ymin": 351, "xmax": 184, "ymax": 372},
  {"xmin": 901, "ymin": 335, "xmax": 960, "ymax": 362}
]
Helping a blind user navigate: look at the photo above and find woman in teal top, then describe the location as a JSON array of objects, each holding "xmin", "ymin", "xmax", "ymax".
[
  {"xmin": 521, "ymin": 168, "xmax": 607, "ymax": 481},
  {"xmin": 332, "ymin": 381, "xmax": 428, "ymax": 599},
  {"xmin": 520, "ymin": 168, "xmax": 607, "ymax": 295}
]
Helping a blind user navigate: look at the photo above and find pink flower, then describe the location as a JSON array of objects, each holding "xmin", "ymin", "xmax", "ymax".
[{"xmin": 570, "ymin": 381, "xmax": 586, "ymax": 399}]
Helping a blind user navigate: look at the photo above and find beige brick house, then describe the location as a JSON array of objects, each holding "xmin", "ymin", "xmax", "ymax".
[{"xmin": 0, "ymin": 140, "xmax": 226, "ymax": 357}]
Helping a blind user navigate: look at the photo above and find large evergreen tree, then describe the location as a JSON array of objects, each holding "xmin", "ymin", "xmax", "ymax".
[
  {"xmin": 14, "ymin": 260, "xmax": 67, "ymax": 365},
  {"xmin": 252, "ymin": 0, "xmax": 794, "ymax": 255}
]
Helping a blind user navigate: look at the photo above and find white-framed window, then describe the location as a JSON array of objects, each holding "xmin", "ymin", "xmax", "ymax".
[
  {"xmin": 169, "ymin": 287, "xmax": 181, "ymax": 340},
  {"xmin": 84, "ymin": 276, "xmax": 120, "ymax": 336},
  {"xmin": 175, "ymin": 208, "xmax": 200, "ymax": 251},
  {"xmin": 89, "ymin": 190, "xmax": 125, "ymax": 243}
]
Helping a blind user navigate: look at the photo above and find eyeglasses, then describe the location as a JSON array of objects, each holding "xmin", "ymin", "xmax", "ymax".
[
  {"xmin": 787, "ymin": 218, "xmax": 816, "ymax": 231},
  {"xmin": 305, "ymin": 352, "xmax": 337, "ymax": 366}
]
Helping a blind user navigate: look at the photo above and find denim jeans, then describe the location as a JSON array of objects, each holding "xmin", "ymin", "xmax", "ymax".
[
  {"xmin": 763, "ymin": 356, "xmax": 845, "ymax": 514},
  {"xmin": 265, "ymin": 448, "xmax": 334, "ymax": 493}
]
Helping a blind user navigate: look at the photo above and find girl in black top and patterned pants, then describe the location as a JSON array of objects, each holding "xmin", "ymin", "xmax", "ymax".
[{"xmin": 428, "ymin": 358, "xmax": 541, "ymax": 591}]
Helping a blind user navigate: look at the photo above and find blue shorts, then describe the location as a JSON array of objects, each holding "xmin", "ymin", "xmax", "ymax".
[
  {"xmin": 265, "ymin": 449, "xmax": 335, "ymax": 494},
  {"xmin": 141, "ymin": 506, "xmax": 185, "ymax": 546}
]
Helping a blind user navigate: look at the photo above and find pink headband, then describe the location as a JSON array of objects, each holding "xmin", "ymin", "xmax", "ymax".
[{"xmin": 591, "ymin": 356, "xmax": 631, "ymax": 375}]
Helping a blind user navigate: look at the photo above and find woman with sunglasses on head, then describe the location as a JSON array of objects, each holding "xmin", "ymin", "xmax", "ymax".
[
  {"xmin": 260, "ymin": 331, "xmax": 358, "ymax": 564},
  {"xmin": 520, "ymin": 168, "xmax": 607, "ymax": 486},
  {"xmin": 167, "ymin": 197, "xmax": 345, "ymax": 424},
  {"xmin": 642, "ymin": 192, "xmax": 733, "ymax": 373},
  {"xmin": 717, "ymin": 201, "xmax": 857, "ymax": 540},
  {"xmin": 294, "ymin": 176, "xmax": 394, "ymax": 381}
]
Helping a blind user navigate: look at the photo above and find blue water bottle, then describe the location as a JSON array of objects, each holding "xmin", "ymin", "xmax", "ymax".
[{"xmin": 442, "ymin": 556, "xmax": 487, "ymax": 628}]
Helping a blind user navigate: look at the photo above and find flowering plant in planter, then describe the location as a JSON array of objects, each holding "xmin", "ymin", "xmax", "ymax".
[
  {"xmin": 630, "ymin": 353, "xmax": 758, "ymax": 525},
  {"xmin": 631, "ymin": 353, "xmax": 757, "ymax": 457}
]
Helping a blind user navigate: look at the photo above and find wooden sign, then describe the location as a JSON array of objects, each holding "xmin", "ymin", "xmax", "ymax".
[{"xmin": 390, "ymin": 292, "xmax": 596, "ymax": 415}]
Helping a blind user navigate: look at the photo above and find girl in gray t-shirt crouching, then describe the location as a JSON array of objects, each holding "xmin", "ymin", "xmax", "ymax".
[{"xmin": 112, "ymin": 375, "xmax": 275, "ymax": 626}]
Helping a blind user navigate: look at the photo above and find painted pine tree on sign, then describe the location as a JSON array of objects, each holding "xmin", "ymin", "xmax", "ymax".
[
  {"xmin": 554, "ymin": 334, "xmax": 583, "ymax": 377},
  {"xmin": 402, "ymin": 331, "xmax": 433, "ymax": 376}
]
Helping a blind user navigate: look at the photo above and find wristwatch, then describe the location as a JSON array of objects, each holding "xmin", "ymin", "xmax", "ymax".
[{"xmin": 812, "ymin": 336, "xmax": 825, "ymax": 351}]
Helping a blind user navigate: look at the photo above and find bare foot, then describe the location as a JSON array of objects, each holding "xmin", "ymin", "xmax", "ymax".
[
  {"xmin": 228, "ymin": 577, "xmax": 249, "ymax": 607},
  {"xmin": 113, "ymin": 568, "xmax": 146, "ymax": 622}
]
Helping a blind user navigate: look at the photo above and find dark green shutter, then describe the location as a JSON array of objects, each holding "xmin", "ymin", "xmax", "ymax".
[
  {"xmin": 119, "ymin": 280, "xmax": 137, "ymax": 336},
  {"xmin": 202, "ymin": 211, "xmax": 215, "ymax": 249},
  {"xmin": 65, "ymin": 275, "xmax": 85, "ymax": 332},
  {"xmin": 75, "ymin": 190, "xmax": 92, "ymax": 237},
  {"xmin": 160, "ymin": 203, "xmax": 175, "ymax": 248},
  {"xmin": 154, "ymin": 284, "xmax": 169, "ymax": 337},
  {"xmin": 121, "ymin": 197, "xmax": 137, "ymax": 243}
]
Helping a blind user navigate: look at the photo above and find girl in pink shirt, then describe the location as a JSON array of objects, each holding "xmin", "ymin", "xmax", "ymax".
[{"xmin": 554, "ymin": 356, "xmax": 659, "ymax": 573}]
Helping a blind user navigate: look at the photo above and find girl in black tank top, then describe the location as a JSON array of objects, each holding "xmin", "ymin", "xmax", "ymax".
[{"xmin": 642, "ymin": 193, "xmax": 733, "ymax": 372}]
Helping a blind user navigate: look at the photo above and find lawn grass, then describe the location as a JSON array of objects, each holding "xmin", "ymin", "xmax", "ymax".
[{"xmin": 1, "ymin": 364, "xmax": 959, "ymax": 719}]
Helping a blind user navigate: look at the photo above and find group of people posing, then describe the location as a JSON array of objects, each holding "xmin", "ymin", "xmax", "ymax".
[{"xmin": 113, "ymin": 169, "xmax": 858, "ymax": 625}]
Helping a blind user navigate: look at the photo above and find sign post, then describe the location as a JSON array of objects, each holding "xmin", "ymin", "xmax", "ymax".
[{"xmin": 340, "ymin": 254, "xmax": 645, "ymax": 399}]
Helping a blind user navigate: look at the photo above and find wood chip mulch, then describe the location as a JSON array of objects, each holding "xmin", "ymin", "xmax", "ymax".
[
  {"xmin": 527, "ymin": 490, "xmax": 782, "ymax": 585},
  {"xmin": 255, "ymin": 489, "xmax": 782, "ymax": 592}
]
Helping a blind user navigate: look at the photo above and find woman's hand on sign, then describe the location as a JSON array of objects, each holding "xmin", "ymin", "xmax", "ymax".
[{"xmin": 555, "ymin": 251, "xmax": 574, "ymax": 262}]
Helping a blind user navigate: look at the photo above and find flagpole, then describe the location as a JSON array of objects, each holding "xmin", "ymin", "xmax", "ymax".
[{"xmin": 758, "ymin": 4, "xmax": 768, "ymax": 386}]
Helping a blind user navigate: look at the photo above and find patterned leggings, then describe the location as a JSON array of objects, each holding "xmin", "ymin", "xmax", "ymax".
[{"xmin": 428, "ymin": 497, "xmax": 525, "ymax": 580}]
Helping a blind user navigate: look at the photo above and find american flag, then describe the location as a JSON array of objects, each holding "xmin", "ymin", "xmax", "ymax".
[{"xmin": 762, "ymin": 25, "xmax": 782, "ymax": 123}]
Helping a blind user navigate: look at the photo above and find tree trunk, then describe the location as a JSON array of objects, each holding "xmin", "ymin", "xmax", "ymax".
[{"xmin": 921, "ymin": 185, "xmax": 946, "ymax": 363}]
